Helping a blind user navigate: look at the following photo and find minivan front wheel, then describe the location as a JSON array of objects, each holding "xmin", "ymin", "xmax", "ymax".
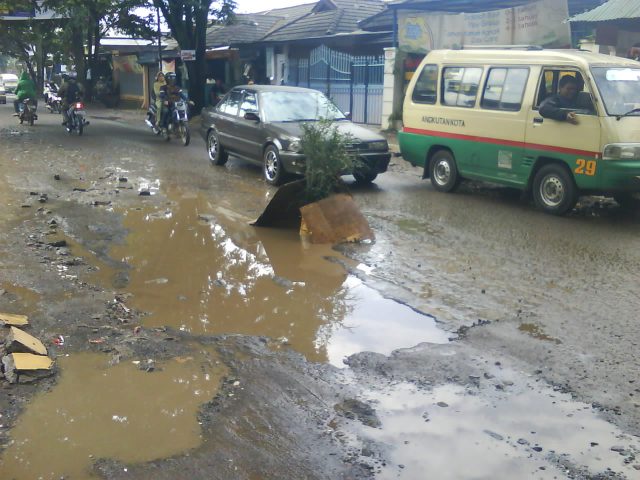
[
  {"xmin": 263, "ymin": 145, "xmax": 285, "ymax": 185},
  {"xmin": 429, "ymin": 150, "xmax": 459, "ymax": 192},
  {"xmin": 532, "ymin": 164, "xmax": 578, "ymax": 215}
]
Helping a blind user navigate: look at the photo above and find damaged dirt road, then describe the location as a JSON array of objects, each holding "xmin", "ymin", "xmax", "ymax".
[{"xmin": 0, "ymin": 102, "xmax": 639, "ymax": 479}]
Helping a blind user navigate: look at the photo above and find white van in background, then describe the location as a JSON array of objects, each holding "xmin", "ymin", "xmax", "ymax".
[{"xmin": 0, "ymin": 73, "xmax": 19, "ymax": 93}]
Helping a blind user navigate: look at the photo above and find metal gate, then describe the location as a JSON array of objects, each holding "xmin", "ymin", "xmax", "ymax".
[{"xmin": 289, "ymin": 45, "xmax": 384, "ymax": 125}]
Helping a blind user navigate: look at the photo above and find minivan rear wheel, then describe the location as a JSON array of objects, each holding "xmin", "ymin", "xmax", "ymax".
[
  {"xmin": 429, "ymin": 150, "xmax": 460, "ymax": 192},
  {"xmin": 532, "ymin": 164, "xmax": 578, "ymax": 215}
]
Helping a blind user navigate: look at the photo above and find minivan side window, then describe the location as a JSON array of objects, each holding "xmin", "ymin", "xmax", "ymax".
[
  {"xmin": 412, "ymin": 65, "xmax": 438, "ymax": 104},
  {"xmin": 442, "ymin": 67, "xmax": 483, "ymax": 108},
  {"xmin": 481, "ymin": 68, "xmax": 529, "ymax": 111}
]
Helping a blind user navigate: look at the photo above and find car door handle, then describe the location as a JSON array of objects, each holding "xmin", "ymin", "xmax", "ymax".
[{"xmin": 533, "ymin": 117, "xmax": 544, "ymax": 124}]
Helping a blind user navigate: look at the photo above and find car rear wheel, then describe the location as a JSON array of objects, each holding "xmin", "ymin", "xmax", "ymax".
[
  {"xmin": 207, "ymin": 130, "xmax": 228, "ymax": 165},
  {"xmin": 532, "ymin": 164, "xmax": 578, "ymax": 215},
  {"xmin": 429, "ymin": 150, "xmax": 460, "ymax": 192},
  {"xmin": 263, "ymin": 145, "xmax": 285, "ymax": 185}
]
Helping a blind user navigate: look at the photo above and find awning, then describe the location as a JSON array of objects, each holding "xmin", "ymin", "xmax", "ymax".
[{"xmin": 570, "ymin": 0, "xmax": 640, "ymax": 22}]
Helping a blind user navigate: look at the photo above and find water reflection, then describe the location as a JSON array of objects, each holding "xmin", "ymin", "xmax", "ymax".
[
  {"xmin": 108, "ymin": 189, "xmax": 449, "ymax": 365},
  {"xmin": 0, "ymin": 350, "xmax": 225, "ymax": 480},
  {"xmin": 353, "ymin": 381, "xmax": 640, "ymax": 479}
]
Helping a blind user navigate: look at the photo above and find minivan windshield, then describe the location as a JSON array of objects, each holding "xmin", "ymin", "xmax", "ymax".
[
  {"xmin": 260, "ymin": 91, "xmax": 346, "ymax": 122},
  {"xmin": 592, "ymin": 67, "xmax": 640, "ymax": 116}
]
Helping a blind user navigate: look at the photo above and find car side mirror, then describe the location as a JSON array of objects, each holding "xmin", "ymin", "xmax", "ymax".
[
  {"xmin": 244, "ymin": 112, "xmax": 260, "ymax": 122},
  {"xmin": 344, "ymin": 111, "xmax": 352, "ymax": 120}
]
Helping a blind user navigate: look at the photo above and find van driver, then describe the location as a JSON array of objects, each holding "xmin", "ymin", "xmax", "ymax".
[{"xmin": 539, "ymin": 76, "xmax": 580, "ymax": 125}]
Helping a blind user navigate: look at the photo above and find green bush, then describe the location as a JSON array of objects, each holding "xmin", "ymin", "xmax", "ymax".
[{"xmin": 300, "ymin": 120, "xmax": 355, "ymax": 203}]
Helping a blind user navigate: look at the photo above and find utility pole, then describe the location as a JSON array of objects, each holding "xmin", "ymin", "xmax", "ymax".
[{"xmin": 157, "ymin": 6, "xmax": 162, "ymax": 72}]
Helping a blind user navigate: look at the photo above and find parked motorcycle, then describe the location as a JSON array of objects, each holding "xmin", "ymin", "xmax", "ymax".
[
  {"xmin": 43, "ymin": 82, "xmax": 61, "ymax": 113},
  {"xmin": 65, "ymin": 101, "xmax": 88, "ymax": 135},
  {"xmin": 18, "ymin": 99, "xmax": 38, "ymax": 126},
  {"xmin": 160, "ymin": 100, "xmax": 190, "ymax": 146},
  {"xmin": 46, "ymin": 94, "xmax": 62, "ymax": 114}
]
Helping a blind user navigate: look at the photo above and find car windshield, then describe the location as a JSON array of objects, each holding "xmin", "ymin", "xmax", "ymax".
[
  {"xmin": 260, "ymin": 91, "xmax": 346, "ymax": 122},
  {"xmin": 592, "ymin": 67, "xmax": 640, "ymax": 116}
]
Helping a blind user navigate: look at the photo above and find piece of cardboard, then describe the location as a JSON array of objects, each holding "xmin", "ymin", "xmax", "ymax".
[
  {"xmin": 0, "ymin": 312, "xmax": 29, "ymax": 327},
  {"xmin": 5, "ymin": 326, "xmax": 48, "ymax": 356}
]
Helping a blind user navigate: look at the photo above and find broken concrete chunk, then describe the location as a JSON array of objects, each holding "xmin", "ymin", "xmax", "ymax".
[
  {"xmin": 0, "ymin": 312, "xmax": 29, "ymax": 327},
  {"xmin": 5, "ymin": 327, "xmax": 48, "ymax": 356},
  {"xmin": 2, "ymin": 353, "xmax": 54, "ymax": 383}
]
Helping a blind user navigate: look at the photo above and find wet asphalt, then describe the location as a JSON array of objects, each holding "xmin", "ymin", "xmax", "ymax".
[{"xmin": 0, "ymin": 98, "xmax": 639, "ymax": 479}]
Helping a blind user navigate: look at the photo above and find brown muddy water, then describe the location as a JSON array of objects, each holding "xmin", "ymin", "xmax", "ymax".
[
  {"xmin": 0, "ymin": 349, "xmax": 226, "ymax": 480},
  {"xmin": 99, "ymin": 188, "xmax": 450, "ymax": 366}
]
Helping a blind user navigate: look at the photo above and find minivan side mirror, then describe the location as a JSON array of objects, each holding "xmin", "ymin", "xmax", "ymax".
[{"xmin": 244, "ymin": 112, "xmax": 260, "ymax": 122}]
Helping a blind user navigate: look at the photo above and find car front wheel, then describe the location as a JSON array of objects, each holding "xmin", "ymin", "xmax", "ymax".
[
  {"xmin": 263, "ymin": 145, "xmax": 286, "ymax": 185},
  {"xmin": 207, "ymin": 130, "xmax": 227, "ymax": 165},
  {"xmin": 353, "ymin": 170, "xmax": 378, "ymax": 184}
]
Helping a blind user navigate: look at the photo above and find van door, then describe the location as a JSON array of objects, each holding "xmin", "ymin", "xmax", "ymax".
[
  {"xmin": 475, "ymin": 67, "xmax": 531, "ymax": 185},
  {"xmin": 524, "ymin": 68, "xmax": 601, "ymax": 188}
]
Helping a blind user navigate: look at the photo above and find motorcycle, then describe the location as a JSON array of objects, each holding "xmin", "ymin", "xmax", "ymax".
[
  {"xmin": 65, "ymin": 101, "xmax": 88, "ymax": 135},
  {"xmin": 160, "ymin": 99, "xmax": 190, "ymax": 146},
  {"xmin": 18, "ymin": 99, "xmax": 38, "ymax": 126},
  {"xmin": 44, "ymin": 82, "xmax": 61, "ymax": 113},
  {"xmin": 144, "ymin": 103, "xmax": 161, "ymax": 135}
]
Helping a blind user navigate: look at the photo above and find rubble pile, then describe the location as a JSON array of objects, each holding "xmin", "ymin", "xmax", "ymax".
[{"xmin": 0, "ymin": 313, "xmax": 54, "ymax": 384}]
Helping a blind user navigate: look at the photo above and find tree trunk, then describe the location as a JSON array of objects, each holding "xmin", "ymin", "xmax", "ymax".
[{"xmin": 70, "ymin": 24, "xmax": 86, "ymax": 86}]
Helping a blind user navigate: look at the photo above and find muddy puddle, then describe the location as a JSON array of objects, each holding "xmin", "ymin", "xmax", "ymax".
[
  {"xmin": 80, "ymin": 189, "xmax": 451, "ymax": 366},
  {"xmin": 0, "ymin": 349, "xmax": 226, "ymax": 480},
  {"xmin": 350, "ymin": 377, "xmax": 640, "ymax": 479}
]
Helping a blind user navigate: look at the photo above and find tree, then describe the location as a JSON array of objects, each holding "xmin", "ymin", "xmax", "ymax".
[
  {"xmin": 42, "ymin": 0, "xmax": 154, "ymax": 96},
  {"xmin": 152, "ymin": 0, "xmax": 235, "ymax": 113}
]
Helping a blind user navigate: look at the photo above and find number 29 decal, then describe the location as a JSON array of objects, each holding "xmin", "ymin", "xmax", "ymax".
[{"xmin": 574, "ymin": 159, "xmax": 596, "ymax": 176}]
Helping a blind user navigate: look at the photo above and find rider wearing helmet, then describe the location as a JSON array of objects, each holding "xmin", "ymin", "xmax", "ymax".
[
  {"xmin": 59, "ymin": 73, "xmax": 83, "ymax": 125},
  {"xmin": 159, "ymin": 72, "xmax": 187, "ymax": 130}
]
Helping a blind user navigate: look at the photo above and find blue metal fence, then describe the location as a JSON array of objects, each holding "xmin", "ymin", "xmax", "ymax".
[{"xmin": 289, "ymin": 45, "xmax": 384, "ymax": 125}]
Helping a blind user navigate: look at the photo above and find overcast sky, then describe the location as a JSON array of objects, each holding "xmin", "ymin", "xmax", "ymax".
[{"xmin": 233, "ymin": 0, "xmax": 316, "ymax": 13}]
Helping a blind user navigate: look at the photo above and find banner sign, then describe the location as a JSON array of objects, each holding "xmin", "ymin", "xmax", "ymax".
[
  {"xmin": 113, "ymin": 55, "xmax": 144, "ymax": 75},
  {"xmin": 180, "ymin": 50, "xmax": 196, "ymax": 61},
  {"xmin": 0, "ymin": 1, "xmax": 63, "ymax": 20},
  {"xmin": 399, "ymin": 0, "xmax": 571, "ymax": 53}
]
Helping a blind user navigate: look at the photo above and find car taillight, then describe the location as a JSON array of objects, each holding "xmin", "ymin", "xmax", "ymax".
[{"xmin": 75, "ymin": 102, "xmax": 84, "ymax": 109}]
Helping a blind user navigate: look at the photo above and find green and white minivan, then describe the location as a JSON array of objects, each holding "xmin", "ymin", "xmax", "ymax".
[{"xmin": 399, "ymin": 47, "xmax": 640, "ymax": 214}]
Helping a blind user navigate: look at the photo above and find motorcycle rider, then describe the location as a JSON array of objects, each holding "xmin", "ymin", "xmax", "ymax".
[
  {"xmin": 13, "ymin": 72, "xmax": 37, "ymax": 115},
  {"xmin": 159, "ymin": 72, "xmax": 187, "ymax": 131},
  {"xmin": 59, "ymin": 73, "xmax": 83, "ymax": 126},
  {"xmin": 149, "ymin": 71, "xmax": 165, "ymax": 128}
]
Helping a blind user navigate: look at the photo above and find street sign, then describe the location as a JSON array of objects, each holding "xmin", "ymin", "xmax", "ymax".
[{"xmin": 180, "ymin": 50, "xmax": 196, "ymax": 62}]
